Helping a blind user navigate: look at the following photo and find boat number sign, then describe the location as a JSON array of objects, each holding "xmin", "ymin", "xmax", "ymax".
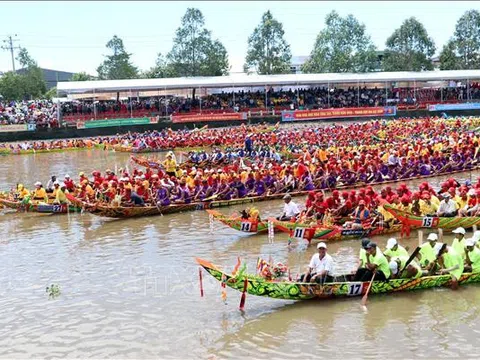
[
  {"xmin": 347, "ymin": 282, "xmax": 364, "ymax": 296},
  {"xmin": 421, "ymin": 217, "xmax": 439, "ymax": 228},
  {"xmin": 240, "ymin": 222, "xmax": 252, "ymax": 232},
  {"xmin": 292, "ymin": 227, "xmax": 306, "ymax": 239}
]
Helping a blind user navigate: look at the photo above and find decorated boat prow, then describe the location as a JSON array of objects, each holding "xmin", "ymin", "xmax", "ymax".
[{"xmin": 206, "ymin": 209, "xmax": 268, "ymax": 234}]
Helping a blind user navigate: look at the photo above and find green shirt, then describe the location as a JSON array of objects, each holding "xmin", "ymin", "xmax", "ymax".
[
  {"xmin": 442, "ymin": 247, "xmax": 464, "ymax": 280},
  {"xmin": 452, "ymin": 237, "xmax": 466, "ymax": 260},
  {"xmin": 359, "ymin": 248, "xmax": 367, "ymax": 267},
  {"xmin": 467, "ymin": 247, "xmax": 480, "ymax": 273},
  {"xmin": 367, "ymin": 250, "xmax": 391, "ymax": 278},
  {"xmin": 384, "ymin": 245, "xmax": 409, "ymax": 260},
  {"xmin": 419, "ymin": 242, "xmax": 436, "ymax": 267}
]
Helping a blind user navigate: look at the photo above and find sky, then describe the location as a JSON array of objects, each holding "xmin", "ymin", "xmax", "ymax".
[{"xmin": 0, "ymin": 1, "xmax": 477, "ymax": 75}]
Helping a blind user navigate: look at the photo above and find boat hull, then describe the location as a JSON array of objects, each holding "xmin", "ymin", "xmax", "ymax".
[
  {"xmin": 269, "ymin": 218, "xmax": 403, "ymax": 242},
  {"xmin": 0, "ymin": 198, "xmax": 81, "ymax": 214},
  {"xmin": 196, "ymin": 258, "xmax": 480, "ymax": 301},
  {"xmin": 384, "ymin": 204, "xmax": 480, "ymax": 230}
]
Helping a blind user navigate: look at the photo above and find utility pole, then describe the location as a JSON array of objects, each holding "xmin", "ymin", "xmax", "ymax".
[{"xmin": 1, "ymin": 34, "xmax": 20, "ymax": 72}]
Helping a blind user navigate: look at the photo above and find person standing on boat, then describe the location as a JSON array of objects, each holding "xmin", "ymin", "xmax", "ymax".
[
  {"xmin": 300, "ymin": 242, "xmax": 334, "ymax": 283},
  {"xmin": 353, "ymin": 242, "xmax": 390, "ymax": 281},
  {"xmin": 358, "ymin": 238, "xmax": 371, "ymax": 269},
  {"xmin": 436, "ymin": 193, "xmax": 458, "ymax": 217},
  {"xmin": 451, "ymin": 227, "xmax": 466, "ymax": 260},
  {"xmin": 277, "ymin": 194, "xmax": 300, "ymax": 221},
  {"xmin": 464, "ymin": 238, "xmax": 480, "ymax": 273},
  {"xmin": 384, "ymin": 238, "xmax": 409, "ymax": 261},
  {"xmin": 163, "ymin": 153, "xmax": 177, "ymax": 177}
]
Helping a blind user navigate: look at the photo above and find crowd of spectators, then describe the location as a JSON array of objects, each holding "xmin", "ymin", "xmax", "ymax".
[
  {"xmin": 2, "ymin": 84, "xmax": 480, "ymax": 127},
  {"xmin": 0, "ymin": 100, "xmax": 59, "ymax": 128}
]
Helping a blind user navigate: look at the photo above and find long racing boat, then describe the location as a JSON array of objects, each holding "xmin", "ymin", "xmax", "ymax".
[{"xmin": 196, "ymin": 258, "xmax": 480, "ymax": 301}]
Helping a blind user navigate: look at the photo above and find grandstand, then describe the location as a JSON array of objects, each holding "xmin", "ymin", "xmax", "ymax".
[{"xmin": 56, "ymin": 70, "xmax": 480, "ymax": 123}]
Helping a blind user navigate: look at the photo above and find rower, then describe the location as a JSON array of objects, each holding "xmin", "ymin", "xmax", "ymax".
[
  {"xmin": 277, "ymin": 194, "xmax": 300, "ymax": 221},
  {"xmin": 53, "ymin": 183, "xmax": 68, "ymax": 205},
  {"xmin": 32, "ymin": 182, "xmax": 48, "ymax": 203},
  {"xmin": 464, "ymin": 238, "xmax": 480, "ymax": 273},
  {"xmin": 433, "ymin": 242, "xmax": 464, "ymax": 289},
  {"xmin": 451, "ymin": 227, "xmax": 466, "ymax": 259},
  {"xmin": 389, "ymin": 256, "xmax": 423, "ymax": 279},
  {"xmin": 300, "ymin": 242, "xmax": 334, "ymax": 283},
  {"xmin": 344, "ymin": 200, "xmax": 370, "ymax": 229},
  {"xmin": 358, "ymin": 238, "xmax": 371, "ymax": 269},
  {"xmin": 15, "ymin": 184, "xmax": 30, "ymax": 201},
  {"xmin": 353, "ymin": 242, "xmax": 390, "ymax": 281},
  {"xmin": 46, "ymin": 175, "xmax": 57, "ymax": 193},
  {"xmin": 384, "ymin": 238, "xmax": 409, "ymax": 261},
  {"xmin": 417, "ymin": 233, "xmax": 438, "ymax": 268}
]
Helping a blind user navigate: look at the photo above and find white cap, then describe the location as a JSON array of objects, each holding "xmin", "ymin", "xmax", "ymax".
[
  {"xmin": 65, "ymin": 174, "xmax": 70, "ymax": 178},
  {"xmin": 389, "ymin": 260, "xmax": 398, "ymax": 275},
  {"xmin": 386, "ymin": 238, "xmax": 397, "ymax": 250},
  {"xmin": 465, "ymin": 238, "xmax": 475, "ymax": 247},
  {"xmin": 468, "ymin": 189, "xmax": 476, "ymax": 196},
  {"xmin": 34, "ymin": 181, "xmax": 42, "ymax": 186},
  {"xmin": 434, "ymin": 242, "xmax": 444, "ymax": 257},
  {"xmin": 427, "ymin": 233, "xmax": 438, "ymax": 241},
  {"xmin": 317, "ymin": 242, "xmax": 327, "ymax": 249},
  {"xmin": 452, "ymin": 227, "xmax": 466, "ymax": 235}
]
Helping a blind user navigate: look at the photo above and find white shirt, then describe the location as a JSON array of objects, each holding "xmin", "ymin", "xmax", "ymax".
[
  {"xmin": 437, "ymin": 199, "xmax": 457, "ymax": 215},
  {"xmin": 309, "ymin": 253, "xmax": 334, "ymax": 275},
  {"xmin": 284, "ymin": 201, "xmax": 300, "ymax": 217}
]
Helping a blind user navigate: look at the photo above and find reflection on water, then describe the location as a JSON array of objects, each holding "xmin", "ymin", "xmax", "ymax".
[{"xmin": 1, "ymin": 149, "xmax": 480, "ymax": 358}]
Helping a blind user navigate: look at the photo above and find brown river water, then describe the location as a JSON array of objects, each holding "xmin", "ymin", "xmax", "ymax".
[{"xmin": 1, "ymin": 149, "xmax": 480, "ymax": 359}]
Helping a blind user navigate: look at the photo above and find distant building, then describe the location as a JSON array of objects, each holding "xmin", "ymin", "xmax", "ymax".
[
  {"xmin": 290, "ymin": 56, "xmax": 309, "ymax": 74},
  {"xmin": 16, "ymin": 67, "xmax": 76, "ymax": 90}
]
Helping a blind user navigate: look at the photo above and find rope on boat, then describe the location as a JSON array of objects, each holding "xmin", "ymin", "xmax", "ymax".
[{"xmin": 268, "ymin": 220, "xmax": 274, "ymax": 243}]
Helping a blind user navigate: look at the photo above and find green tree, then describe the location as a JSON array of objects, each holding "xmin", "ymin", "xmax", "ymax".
[
  {"xmin": 71, "ymin": 72, "xmax": 95, "ymax": 81},
  {"xmin": 244, "ymin": 10, "xmax": 292, "ymax": 74},
  {"xmin": 302, "ymin": 11, "xmax": 378, "ymax": 73},
  {"xmin": 383, "ymin": 17, "xmax": 436, "ymax": 71},
  {"xmin": 142, "ymin": 53, "xmax": 177, "ymax": 79},
  {"xmin": 44, "ymin": 86, "xmax": 57, "ymax": 100},
  {"xmin": 15, "ymin": 47, "xmax": 46, "ymax": 99},
  {"xmin": 97, "ymin": 35, "xmax": 139, "ymax": 80},
  {"xmin": 452, "ymin": 10, "xmax": 480, "ymax": 69},
  {"xmin": 167, "ymin": 8, "xmax": 229, "ymax": 77},
  {"xmin": 0, "ymin": 71, "xmax": 24, "ymax": 100},
  {"xmin": 439, "ymin": 39, "xmax": 460, "ymax": 70}
]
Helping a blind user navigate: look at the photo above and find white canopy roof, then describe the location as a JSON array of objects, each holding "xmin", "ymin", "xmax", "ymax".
[{"xmin": 57, "ymin": 70, "xmax": 480, "ymax": 94}]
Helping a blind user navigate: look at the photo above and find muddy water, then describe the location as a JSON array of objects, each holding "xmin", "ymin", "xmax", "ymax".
[{"xmin": 1, "ymin": 149, "xmax": 480, "ymax": 359}]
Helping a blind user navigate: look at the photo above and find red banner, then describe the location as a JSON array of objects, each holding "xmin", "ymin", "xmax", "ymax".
[
  {"xmin": 282, "ymin": 107, "xmax": 396, "ymax": 122},
  {"xmin": 171, "ymin": 112, "xmax": 247, "ymax": 124}
]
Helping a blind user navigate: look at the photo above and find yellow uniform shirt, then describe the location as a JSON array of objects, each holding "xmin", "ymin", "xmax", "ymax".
[{"xmin": 32, "ymin": 188, "xmax": 48, "ymax": 202}]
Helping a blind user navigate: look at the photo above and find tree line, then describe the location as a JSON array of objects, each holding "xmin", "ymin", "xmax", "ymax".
[{"xmin": 1, "ymin": 8, "xmax": 480, "ymax": 100}]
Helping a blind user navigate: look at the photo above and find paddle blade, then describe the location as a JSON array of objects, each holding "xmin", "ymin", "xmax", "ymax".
[{"xmin": 361, "ymin": 294, "xmax": 368, "ymax": 306}]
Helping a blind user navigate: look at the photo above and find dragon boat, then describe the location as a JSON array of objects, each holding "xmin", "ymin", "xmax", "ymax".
[
  {"xmin": 384, "ymin": 204, "xmax": 480, "ymax": 230},
  {"xmin": 196, "ymin": 258, "xmax": 480, "ymax": 301},
  {"xmin": 206, "ymin": 209, "xmax": 268, "ymax": 234},
  {"xmin": 0, "ymin": 197, "xmax": 82, "ymax": 214},
  {"xmin": 269, "ymin": 218, "xmax": 403, "ymax": 242}
]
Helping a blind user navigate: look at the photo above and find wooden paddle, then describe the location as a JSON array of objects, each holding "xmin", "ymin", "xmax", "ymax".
[
  {"xmin": 203, "ymin": 194, "xmax": 219, "ymax": 202},
  {"xmin": 361, "ymin": 270, "xmax": 376, "ymax": 307},
  {"xmin": 399, "ymin": 246, "xmax": 421, "ymax": 274}
]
